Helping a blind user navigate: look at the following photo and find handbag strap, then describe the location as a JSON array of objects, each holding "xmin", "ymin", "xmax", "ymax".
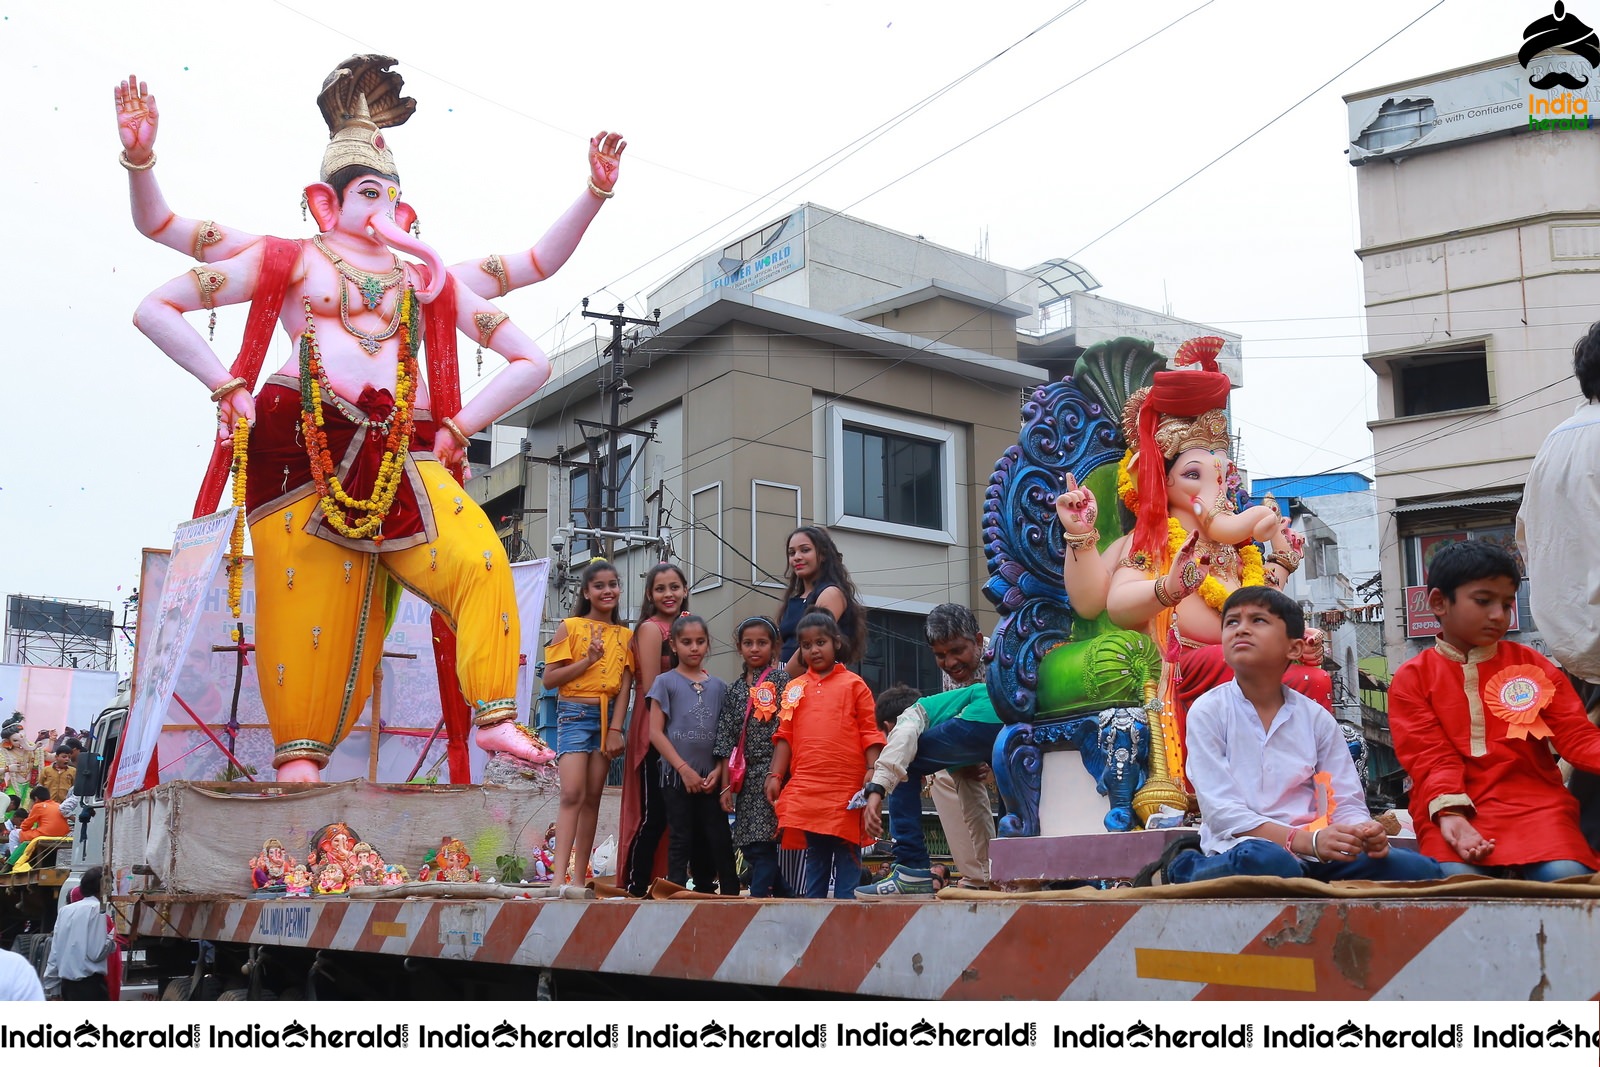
[{"xmin": 735, "ymin": 666, "xmax": 773, "ymax": 751}]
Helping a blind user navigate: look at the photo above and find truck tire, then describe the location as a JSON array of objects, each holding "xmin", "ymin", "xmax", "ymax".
[
  {"xmin": 11, "ymin": 935, "xmax": 38, "ymax": 967},
  {"xmin": 160, "ymin": 975, "xmax": 221, "ymax": 1000},
  {"xmin": 29, "ymin": 936, "xmax": 50, "ymax": 973}
]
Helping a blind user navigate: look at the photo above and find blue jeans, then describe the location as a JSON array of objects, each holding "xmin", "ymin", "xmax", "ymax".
[
  {"xmin": 1441, "ymin": 859, "xmax": 1595, "ymax": 882},
  {"xmin": 742, "ymin": 840, "xmax": 786, "ymax": 898},
  {"xmin": 802, "ymin": 833, "xmax": 860, "ymax": 899},
  {"xmin": 554, "ymin": 700, "xmax": 601, "ymax": 756},
  {"xmin": 887, "ymin": 718, "xmax": 1002, "ymax": 870},
  {"xmin": 1168, "ymin": 837, "xmax": 1443, "ymax": 884}
]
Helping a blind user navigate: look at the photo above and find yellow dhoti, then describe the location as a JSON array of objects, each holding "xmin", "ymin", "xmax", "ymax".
[{"xmin": 249, "ymin": 460, "xmax": 518, "ymax": 768}]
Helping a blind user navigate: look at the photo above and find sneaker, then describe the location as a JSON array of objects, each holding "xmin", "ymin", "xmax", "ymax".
[
  {"xmin": 854, "ymin": 864, "xmax": 937, "ymax": 898},
  {"xmin": 1132, "ymin": 832, "xmax": 1202, "ymax": 888}
]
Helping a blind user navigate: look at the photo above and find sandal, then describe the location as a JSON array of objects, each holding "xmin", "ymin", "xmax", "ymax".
[{"xmin": 929, "ymin": 863, "xmax": 950, "ymax": 892}]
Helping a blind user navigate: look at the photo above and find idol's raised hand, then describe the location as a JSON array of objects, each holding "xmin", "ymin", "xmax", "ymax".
[
  {"xmin": 1054, "ymin": 472, "xmax": 1098, "ymax": 536},
  {"xmin": 115, "ymin": 74, "xmax": 159, "ymax": 165},
  {"xmin": 589, "ymin": 131, "xmax": 626, "ymax": 194}
]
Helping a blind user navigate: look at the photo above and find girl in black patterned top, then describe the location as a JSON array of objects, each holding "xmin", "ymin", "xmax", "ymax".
[{"xmin": 713, "ymin": 616, "xmax": 790, "ymax": 897}]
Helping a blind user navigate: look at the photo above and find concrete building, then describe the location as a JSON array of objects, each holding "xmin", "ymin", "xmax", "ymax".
[
  {"xmin": 1251, "ymin": 471, "xmax": 1380, "ymax": 703},
  {"xmin": 469, "ymin": 206, "xmax": 1045, "ymax": 688},
  {"xmin": 466, "ymin": 204, "xmax": 1242, "ymax": 685},
  {"xmin": 1252, "ymin": 472, "xmax": 1398, "ymax": 801},
  {"xmin": 1345, "ymin": 53, "xmax": 1598, "ymax": 671}
]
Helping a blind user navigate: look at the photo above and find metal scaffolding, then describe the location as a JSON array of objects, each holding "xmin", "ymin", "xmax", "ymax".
[{"xmin": 4, "ymin": 594, "xmax": 116, "ymax": 671}]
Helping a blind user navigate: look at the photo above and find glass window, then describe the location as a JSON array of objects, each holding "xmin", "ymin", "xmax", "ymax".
[
  {"xmin": 842, "ymin": 426, "xmax": 943, "ymax": 530},
  {"xmin": 1395, "ymin": 345, "xmax": 1490, "ymax": 417},
  {"xmin": 858, "ymin": 610, "xmax": 942, "ymax": 695},
  {"xmin": 569, "ymin": 464, "xmax": 593, "ymax": 554},
  {"xmin": 568, "ymin": 447, "xmax": 638, "ymax": 554}
]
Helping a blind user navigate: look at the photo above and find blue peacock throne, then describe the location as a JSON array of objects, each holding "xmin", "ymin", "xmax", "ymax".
[{"xmin": 981, "ymin": 337, "xmax": 1176, "ymax": 834}]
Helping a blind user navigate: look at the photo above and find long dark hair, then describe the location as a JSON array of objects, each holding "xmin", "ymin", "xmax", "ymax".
[
  {"xmin": 575, "ymin": 558, "xmax": 621, "ymax": 624},
  {"xmin": 783, "ymin": 525, "xmax": 866, "ymax": 662},
  {"xmin": 637, "ymin": 561, "xmax": 690, "ymax": 623}
]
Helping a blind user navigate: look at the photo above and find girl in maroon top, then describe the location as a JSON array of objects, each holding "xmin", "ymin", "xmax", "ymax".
[{"xmin": 617, "ymin": 562, "xmax": 691, "ymax": 896}]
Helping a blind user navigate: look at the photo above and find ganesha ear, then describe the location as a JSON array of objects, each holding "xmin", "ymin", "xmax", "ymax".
[
  {"xmin": 304, "ymin": 183, "xmax": 340, "ymax": 233},
  {"xmin": 395, "ymin": 201, "xmax": 418, "ymax": 234}
]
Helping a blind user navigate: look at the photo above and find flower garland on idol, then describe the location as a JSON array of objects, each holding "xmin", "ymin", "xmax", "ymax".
[
  {"xmin": 228, "ymin": 417, "xmax": 249, "ymax": 643},
  {"xmin": 1165, "ymin": 518, "xmax": 1265, "ymax": 612},
  {"xmin": 298, "ymin": 288, "xmax": 419, "ymax": 546}
]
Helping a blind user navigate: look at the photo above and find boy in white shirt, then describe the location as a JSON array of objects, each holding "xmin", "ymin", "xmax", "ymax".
[{"xmin": 1165, "ymin": 587, "xmax": 1441, "ymax": 884}]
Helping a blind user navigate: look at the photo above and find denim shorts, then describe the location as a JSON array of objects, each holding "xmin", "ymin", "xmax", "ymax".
[{"xmin": 555, "ymin": 700, "xmax": 602, "ymax": 756}]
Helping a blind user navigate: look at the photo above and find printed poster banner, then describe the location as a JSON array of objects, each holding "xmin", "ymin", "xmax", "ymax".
[
  {"xmin": 0, "ymin": 664, "xmax": 119, "ymax": 736},
  {"xmin": 117, "ymin": 554, "xmax": 557, "ymax": 791},
  {"xmin": 512, "ymin": 558, "xmax": 551, "ymax": 726},
  {"xmin": 114, "ymin": 510, "xmax": 234, "ymax": 796}
]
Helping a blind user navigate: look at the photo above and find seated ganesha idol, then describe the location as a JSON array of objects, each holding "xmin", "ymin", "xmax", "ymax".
[
  {"xmin": 285, "ymin": 864, "xmax": 313, "ymax": 897},
  {"xmin": 1053, "ymin": 336, "xmax": 1307, "ymax": 788},
  {"xmin": 122, "ymin": 56, "xmax": 622, "ymax": 783},
  {"xmin": 418, "ymin": 837, "xmax": 479, "ymax": 883},
  {"xmin": 250, "ymin": 837, "xmax": 297, "ymax": 892}
]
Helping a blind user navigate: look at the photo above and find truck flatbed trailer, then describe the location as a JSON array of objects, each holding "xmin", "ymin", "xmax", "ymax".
[{"xmin": 119, "ymin": 890, "xmax": 1600, "ymax": 1000}]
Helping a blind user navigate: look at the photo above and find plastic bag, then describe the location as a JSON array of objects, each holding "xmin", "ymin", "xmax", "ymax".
[{"xmin": 590, "ymin": 834, "xmax": 616, "ymax": 877}]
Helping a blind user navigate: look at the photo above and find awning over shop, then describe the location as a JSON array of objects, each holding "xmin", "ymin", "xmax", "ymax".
[{"xmin": 1391, "ymin": 491, "xmax": 1521, "ymax": 514}]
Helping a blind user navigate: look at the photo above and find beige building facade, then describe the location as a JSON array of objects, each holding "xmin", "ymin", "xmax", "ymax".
[
  {"xmin": 1347, "ymin": 55, "xmax": 1599, "ymax": 669},
  {"xmin": 469, "ymin": 206, "xmax": 1245, "ymax": 687},
  {"xmin": 469, "ymin": 206, "xmax": 1048, "ymax": 687}
]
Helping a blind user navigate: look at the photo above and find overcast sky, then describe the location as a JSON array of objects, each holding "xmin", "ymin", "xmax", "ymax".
[{"xmin": 0, "ymin": 0, "xmax": 1548, "ymax": 615}]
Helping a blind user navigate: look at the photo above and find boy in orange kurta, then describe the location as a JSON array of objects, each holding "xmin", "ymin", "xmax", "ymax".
[
  {"xmin": 1390, "ymin": 540, "xmax": 1600, "ymax": 880},
  {"xmin": 18, "ymin": 786, "xmax": 69, "ymax": 841},
  {"xmin": 766, "ymin": 612, "xmax": 884, "ymax": 899}
]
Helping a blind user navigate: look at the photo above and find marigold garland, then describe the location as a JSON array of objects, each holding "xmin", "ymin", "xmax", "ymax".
[
  {"xmin": 1116, "ymin": 448, "xmax": 1138, "ymax": 510},
  {"xmin": 298, "ymin": 288, "xmax": 419, "ymax": 543},
  {"xmin": 227, "ymin": 416, "xmax": 249, "ymax": 643},
  {"xmin": 1165, "ymin": 517, "xmax": 1264, "ymax": 611}
]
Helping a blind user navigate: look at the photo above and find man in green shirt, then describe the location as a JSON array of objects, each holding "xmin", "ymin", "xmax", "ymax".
[{"xmin": 857, "ymin": 678, "xmax": 1002, "ymax": 897}]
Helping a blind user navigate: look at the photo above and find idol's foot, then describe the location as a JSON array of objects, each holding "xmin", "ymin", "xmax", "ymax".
[
  {"xmin": 475, "ymin": 721, "xmax": 556, "ymax": 764},
  {"xmin": 276, "ymin": 758, "xmax": 322, "ymax": 783}
]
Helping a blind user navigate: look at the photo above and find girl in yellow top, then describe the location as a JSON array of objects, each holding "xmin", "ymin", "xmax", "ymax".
[{"xmin": 543, "ymin": 559, "xmax": 635, "ymax": 885}]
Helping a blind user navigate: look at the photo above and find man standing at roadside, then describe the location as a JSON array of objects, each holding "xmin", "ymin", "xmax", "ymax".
[
  {"xmin": 44, "ymin": 866, "xmax": 114, "ymax": 1000},
  {"xmin": 1518, "ymin": 320, "xmax": 1600, "ymax": 845}
]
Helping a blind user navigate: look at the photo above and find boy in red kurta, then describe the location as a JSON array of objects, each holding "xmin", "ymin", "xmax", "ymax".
[
  {"xmin": 1390, "ymin": 540, "xmax": 1600, "ymax": 880},
  {"xmin": 766, "ymin": 613, "xmax": 885, "ymax": 899}
]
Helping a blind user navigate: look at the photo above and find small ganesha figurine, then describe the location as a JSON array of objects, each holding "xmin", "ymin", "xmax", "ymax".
[
  {"xmin": 380, "ymin": 863, "xmax": 410, "ymax": 887},
  {"xmin": 284, "ymin": 864, "xmax": 312, "ymax": 897},
  {"xmin": 418, "ymin": 837, "xmax": 480, "ymax": 883},
  {"xmin": 348, "ymin": 841, "xmax": 386, "ymax": 886},
  {"xmin": 250, "ymin": 837, "xmax": 296, "ymax": 892},
  {"xmin": 313, "ymin": 861, "xmax": 350, "ymax": 895},
  {"xmin": 306, "ymin": 822, "xmax": 360, "ymax": 878}
]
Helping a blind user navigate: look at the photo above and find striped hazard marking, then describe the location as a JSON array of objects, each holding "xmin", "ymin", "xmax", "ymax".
[{"xmin": 127, "ymin": 895, "xmax": 1600, "ymax": 1000}]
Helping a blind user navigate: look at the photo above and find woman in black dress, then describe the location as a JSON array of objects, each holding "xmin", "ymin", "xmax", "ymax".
[{"xmin": 778, "ymin": 525, "xmax": 867, "ymax": 673}]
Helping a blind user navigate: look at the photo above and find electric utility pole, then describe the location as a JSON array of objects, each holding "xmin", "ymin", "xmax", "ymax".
[{"xmin": 579, "ymin": 299, "xmax": 660, "ymax": 560}]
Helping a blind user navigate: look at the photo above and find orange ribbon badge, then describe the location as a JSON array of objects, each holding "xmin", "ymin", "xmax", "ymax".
[
  {"xmin": 1484, "ymin": 665, "xmax": 1556, "ymax": 740},
  {"xmin": 780, "ymin": 679, "xmax": 807, "ymax": 721},
  {"xmin": 751, "ymin": 681, "xmax": 778, "ymax": 722}
]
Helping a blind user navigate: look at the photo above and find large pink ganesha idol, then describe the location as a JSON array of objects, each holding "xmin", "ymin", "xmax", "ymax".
[{"xmin": 120, "ymin": 56, "xmax": 624, "ymax": 783}]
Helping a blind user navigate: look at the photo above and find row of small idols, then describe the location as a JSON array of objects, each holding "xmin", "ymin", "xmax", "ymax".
[{"xmin": 248, "ymin": 822, "xmax": 480, "ymax": 896}]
